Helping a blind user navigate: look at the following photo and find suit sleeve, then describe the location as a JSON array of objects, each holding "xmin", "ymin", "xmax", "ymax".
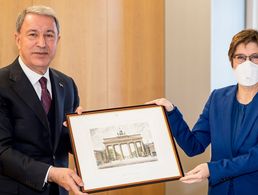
[
  {"xmin": 71, "ymin": 78, "xmax": 80, "ymax": 111},
  {"xmin": 0, "ymin": 96, "xmax": 50, "ymax": 191},
  {"xmin": 66, "ymin": 78, "xmax": 80, "ymax": 154}
]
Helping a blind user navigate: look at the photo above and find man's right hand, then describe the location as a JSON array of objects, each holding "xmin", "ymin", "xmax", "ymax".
[{"xmin": 48, "ymin": 167, "xmax": 88, "ymax": 195}]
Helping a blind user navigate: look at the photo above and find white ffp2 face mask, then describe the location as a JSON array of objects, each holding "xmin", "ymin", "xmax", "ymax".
[{"xmin": 233, "ymin": 60, "xmax": 258, "ymax": 86}]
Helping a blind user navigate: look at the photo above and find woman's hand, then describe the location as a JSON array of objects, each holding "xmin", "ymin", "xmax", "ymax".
[
  {"xmin": 180, "ymin": 163, "xmax": 210, "ymax": 184},
  {"xmin": 146, "ymin": 98, "xmax": 174, "ymax": 112}
]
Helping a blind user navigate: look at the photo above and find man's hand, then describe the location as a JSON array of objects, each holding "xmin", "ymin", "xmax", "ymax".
[
  {"xmin": 63, "ymin": 106, "xmax": 83, "ymax": 127},
  {"xmin": 75, "ymin": 106, "xmax": 83, "ymax": 115},
  {"xmin": 48, "ymin": 167, "xmax": 88, "ymax": 195},
  {"xmin": 146, "ymin": 98, "xmax": 174, "ymax": 112},
  {"xmin": 180, "ymin": 163, "xmax": 210, "ymax": 184}
]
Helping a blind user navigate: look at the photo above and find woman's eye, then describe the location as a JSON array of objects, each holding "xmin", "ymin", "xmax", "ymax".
[{"xmin": 236, "ymin": 56, "xmax": 245, "ymax": 60}]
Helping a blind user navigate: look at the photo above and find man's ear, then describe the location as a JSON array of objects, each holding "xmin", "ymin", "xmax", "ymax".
[
  {"xmin": 14, "ymin": 32, "xmax": 21, "ymax": 50},
  {"xmin": 57, "ymin": 34, "xmax": 61, "ymax": 43}
]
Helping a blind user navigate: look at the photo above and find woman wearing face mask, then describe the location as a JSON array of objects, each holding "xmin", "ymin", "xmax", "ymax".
[{"xmin": 148, "ymin": 29, "xmax": 258, "ymax": 195}]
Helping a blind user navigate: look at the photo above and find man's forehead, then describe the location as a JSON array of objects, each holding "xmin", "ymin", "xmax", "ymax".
[{"xmin": 21, "ymin": 14, "xmax": 57, "ymax": 32}]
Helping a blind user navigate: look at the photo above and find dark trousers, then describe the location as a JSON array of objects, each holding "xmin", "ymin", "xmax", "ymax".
[{"xmin": 49, "ymin": 183, "xmax": 59, "ymax": 195}]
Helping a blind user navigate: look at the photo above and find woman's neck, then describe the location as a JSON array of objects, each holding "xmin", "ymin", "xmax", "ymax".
[{"xmin": 237, "ymin": 83, "xmax": 258, "ymax": 105}]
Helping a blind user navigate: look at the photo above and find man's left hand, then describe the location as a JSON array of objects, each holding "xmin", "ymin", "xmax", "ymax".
[{"xmin": 63, "ymin": 106, "xmax": 83, "ymax": 127}]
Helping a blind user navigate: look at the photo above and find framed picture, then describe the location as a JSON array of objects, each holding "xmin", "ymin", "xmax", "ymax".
[{"xmin": 66, "ymin": 104, "xmax": 184, "ymax": 193}]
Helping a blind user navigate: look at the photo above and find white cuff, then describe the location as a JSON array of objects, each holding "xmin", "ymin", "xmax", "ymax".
[{"xmin": 43, "ymin": 165, "xmax": 53, "ymax": 187}]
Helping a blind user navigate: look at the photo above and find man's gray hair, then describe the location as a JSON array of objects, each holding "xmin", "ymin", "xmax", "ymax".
[{"xmin": 16, "ymin": 5, "xmax": 60, "ymax": 34}]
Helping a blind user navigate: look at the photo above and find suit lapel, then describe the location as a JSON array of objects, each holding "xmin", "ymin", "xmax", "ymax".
[
  {"xmin": 49, "ymin": 69, "xmax": 65, "ymax": 151},
  {"xmin": 235, "ymin": 93, "xmax": 258, "ymax": 153},
  {"xmin": 9, "ymin": 60, "xmax": 50, "ymax": 130}
]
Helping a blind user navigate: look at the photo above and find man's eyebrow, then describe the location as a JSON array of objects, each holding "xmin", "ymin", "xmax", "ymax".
[
  {"xmin": 46, "ymin": 29, "xmax": 55, "ymax": 33},
  {"xmin": 47, "ymin": 29, "xmax": 56, "ymax": 34},
  {"xmin": 24, "ymin": 29, "xmax": 56, "ymax": 34},
  {"xmin": 26, "ymin": 29, "xmax": 37, "ymax": 33}
]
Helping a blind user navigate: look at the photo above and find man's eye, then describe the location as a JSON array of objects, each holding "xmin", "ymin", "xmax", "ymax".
[
  {"xmin": 46, "ymin": 34, "xmax": 54, "ymax": 37},
  {"xmin": 28, "ymin": 33, "xmax": 37, "ymax": 37},
  {"xmin": 45, "ymin": 33, "xmax": 55, "ymax": 38}
]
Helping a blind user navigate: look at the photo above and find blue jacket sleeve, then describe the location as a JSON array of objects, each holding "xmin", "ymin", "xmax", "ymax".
[{"xmin": 167, "ymin": 92, "xmax": 213, "ymax": 157}]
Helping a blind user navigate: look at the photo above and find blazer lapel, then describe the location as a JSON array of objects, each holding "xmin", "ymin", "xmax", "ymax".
[
  {"xmin": 49, "ymin": 69, "xmax": 65, "ymax": 151},
  {"xmin": 9, "ymin": 61, "xmax": 50, "ymax": 130},
  {"xmin": 220, "ymin": 86, "xmax": 237, "ymax": 157}
]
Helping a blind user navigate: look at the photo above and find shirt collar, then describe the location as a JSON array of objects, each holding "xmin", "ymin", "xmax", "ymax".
[{"xmin": 18, "ymin": 56, "xmax": 50, "ymax": 85}]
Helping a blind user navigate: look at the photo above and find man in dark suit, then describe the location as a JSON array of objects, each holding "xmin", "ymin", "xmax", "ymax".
[{"xmin": 0, "ymin": 5, "xmax": 88, "ymax": 195}]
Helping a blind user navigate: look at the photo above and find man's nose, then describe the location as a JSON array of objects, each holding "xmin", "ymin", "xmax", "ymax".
[{"xmin": 37, "ymin": 35, "xmax": 46, "ymax": 47}]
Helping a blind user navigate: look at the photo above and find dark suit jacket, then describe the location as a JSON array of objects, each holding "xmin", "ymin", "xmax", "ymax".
[
  {"xmin": 0, "ymin": 58, "xmax": 79, "ymax": 195},
  {"xmin": 168, "ymin": 85, "xmax": 258, "ymax": 195}
]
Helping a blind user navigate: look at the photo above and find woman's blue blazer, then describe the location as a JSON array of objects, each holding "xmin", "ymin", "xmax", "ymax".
[{"xmin": 167, "ymin": 85, "xmax": 258, "ymax": 195}]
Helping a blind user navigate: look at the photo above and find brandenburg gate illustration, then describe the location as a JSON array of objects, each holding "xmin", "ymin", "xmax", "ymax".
[{"xmin": 94, "ymin": 130, "xmax": 157, "ymax": 168}]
